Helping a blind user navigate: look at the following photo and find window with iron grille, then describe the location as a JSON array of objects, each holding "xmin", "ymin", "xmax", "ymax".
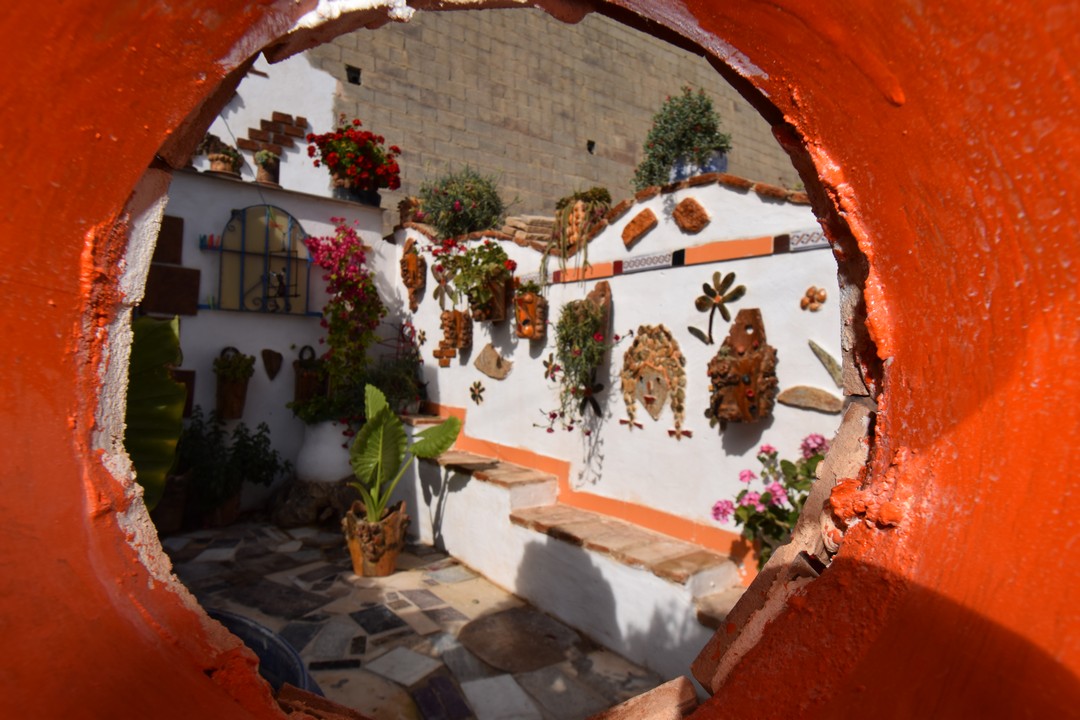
[{"xmin": 205, "ymin": 205, "xmax": 315, "ymax": 315}]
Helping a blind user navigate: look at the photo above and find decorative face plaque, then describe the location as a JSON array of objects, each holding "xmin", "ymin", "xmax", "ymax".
[
  {"xmin": 399, "ymin": 237, "xmax": 427, "ymax": 313},
  {"xmin": 620, "ymin": 325, "xmax": 688, "ymax": 438},
  {"xmin": 705, "ymin": 308, "xmax": 778, "ymax": 427}
]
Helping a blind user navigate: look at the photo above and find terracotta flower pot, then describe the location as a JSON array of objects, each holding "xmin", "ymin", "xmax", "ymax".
[
  {"xmin": 208, "ymin": 152, "xmax": 240, "ymax": 176},
  {"xmin": 255, "ymin": 160, "xmax": 280, "ymax": 186},
  {"xmin": 216, "ymin": 377, "xmax": 249, "ymax": 419},
  {"xmin": 342, "ymin": 500, "xmax": 410, "ymax": 577}
]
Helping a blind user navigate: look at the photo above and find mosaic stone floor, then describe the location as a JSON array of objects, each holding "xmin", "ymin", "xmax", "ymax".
[{"xmin": 163, "ymin": 522, "xmax": 663, "ymax": 719}]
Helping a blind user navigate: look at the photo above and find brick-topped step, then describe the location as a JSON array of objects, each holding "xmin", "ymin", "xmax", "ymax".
[
  {"xmin": 509, "ymin": 504, "xmax": 739, "ymax": 595},
  {"xmin": 435, "ymin": 451, "xmax": 558, "ymax": 489}
]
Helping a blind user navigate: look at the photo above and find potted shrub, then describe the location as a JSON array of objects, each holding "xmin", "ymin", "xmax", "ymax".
[
  {"xmin": 213, "ymin": 347, "xmax": 255, "ymax": 419},
  {"xmin": 178, "ymin": 407, "xmax": 292, "ymax": 527},
  {"xmin": 632, "ymin": 87, "xmax": 732, "ymax": 191},
  {"xmin": 198, "ymin": 133, "xmax": 244, "ymax": 176},
  {"xmin": 417, "ymin": 166, "xmax": 505, "ymax": 239},
  {"xmin": 254, "ymin": 149, "xmax": 281, "ymax": 185},
  {"xmin": 307, "ymin": 114, "xmax": 401, "ymax": 206},
  {"xmin": 514, "ymin": 279, "xmax": 548, "ymax": 341},
  {"xmin": 342, "ymin": 385, "xmax": 461, "ymax": 576},
  {"xmin": 291, "ymin": 218, "xmax": 386, "ymax": 481}
]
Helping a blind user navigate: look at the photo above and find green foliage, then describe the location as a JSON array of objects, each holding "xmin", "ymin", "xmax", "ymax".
[
  {"xmin": 213, "ymin": 348, "xmax": 255, "ymax": 382},
  {"xmin": 553, "ymin": 300, "xmax": 609, "ymax": 422},
  {"xmin": 448, "ymin": 240, "xmax": 515, "ymax": 310},
  {"xmin": 178, "ymin": 407, "xmax": 292, "ymax": 511},
  {"xmin": 632, "ymin": 87, "xmax": 731, "ymax": 191},
  {"xmin": 198, "ymin": 133, "xmax": 243, "ymax": 169},
  {"xmin": 418, "ymin": 166, "xmax": 505, "ymax": 239},
  {"xmin": 124, "ymin": 316, "xmax": 186, "ymax": 510},
  {"xmin": 348, "ymin": 386, "xmax": 461, "ymax": 523},
  {"xmin": 254, "ymin": 149, "xmax": 280, "ymax": 167}
]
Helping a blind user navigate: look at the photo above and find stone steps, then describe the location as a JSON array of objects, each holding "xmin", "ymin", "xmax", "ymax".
[{"xmin": 431, "ymin": 449, "xmax": 744, "ymax": 631}]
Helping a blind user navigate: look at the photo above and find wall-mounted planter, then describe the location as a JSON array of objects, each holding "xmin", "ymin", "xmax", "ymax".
[
  {"xmin": 514, "ymin": 290, "xmax": 548, "ymax": 341},
  {"xmin": 214, "ymin": 347, "xmax": 254, "ymax": 420},
  {"xmin": 469, "ymin": 276, "xmax": 512, "ymax": 322},
  {"xmin": 292, "ymin": 346, "xmax": 326, "ymax": 406}
]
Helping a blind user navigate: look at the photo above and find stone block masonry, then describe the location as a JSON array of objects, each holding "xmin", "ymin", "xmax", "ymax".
[{"xmin": 307, "ymin": 8, "xmax": 800, "ymax": 230}]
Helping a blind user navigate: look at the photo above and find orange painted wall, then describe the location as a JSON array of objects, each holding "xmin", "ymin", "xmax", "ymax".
[{"xmin": 1, "ymin": 1, "xmax": 1076, "ymax": 718}]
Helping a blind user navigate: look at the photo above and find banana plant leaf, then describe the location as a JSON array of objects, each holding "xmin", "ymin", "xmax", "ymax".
[{"xmin": 124, "ymin": 316, "xmax": 186, "ymax": 510}]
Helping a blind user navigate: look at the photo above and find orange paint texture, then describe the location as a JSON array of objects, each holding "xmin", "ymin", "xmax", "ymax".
[{"xmin": 1, "ymin": 0, "xmax": 1077, "ymax": 717}]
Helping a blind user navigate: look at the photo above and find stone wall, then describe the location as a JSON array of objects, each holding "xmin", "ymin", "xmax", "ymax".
[{"xmin": 307, "ymin": 8, "xmax": 800, "ymax": 222}]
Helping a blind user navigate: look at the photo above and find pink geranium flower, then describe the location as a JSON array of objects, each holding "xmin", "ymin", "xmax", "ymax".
[
  {"xmin": 739, "ymin": 469, "xmax": 758, "ymax": 484},
  {"xmin": 765, "ymin": 481, "xmax": 788, "ymax": 505},
  {"xmin": 711, "ymin": 499, "xmax": 735, "ymax": 523}
]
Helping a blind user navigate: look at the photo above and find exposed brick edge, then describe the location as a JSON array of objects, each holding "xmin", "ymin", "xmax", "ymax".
[{"xmin": 238, "ymin": 110, "xmax": 310, "ymax": 158}]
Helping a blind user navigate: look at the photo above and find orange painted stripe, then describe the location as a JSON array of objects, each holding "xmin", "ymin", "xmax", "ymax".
[
  {"xmin": 556, "ymin": 262, "xmax": 614, "ymax": 283},
  {"xmin": 683, "ymin": 236, "xmax": 774, "ymax": 265},
  {"xmin": 427, "ymin": 401, "xmax": 759, "ymax": 582}
]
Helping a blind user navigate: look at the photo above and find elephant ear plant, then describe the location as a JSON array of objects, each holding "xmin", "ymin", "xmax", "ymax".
[{"xmin": 343, "ymin": 385, "xmax": 461, "ymax": 576}]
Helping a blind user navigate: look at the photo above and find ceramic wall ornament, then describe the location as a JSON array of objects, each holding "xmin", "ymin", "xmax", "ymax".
[
  {"xmin": 619, "ymin": 325, "xmax": 689, "ymax": 439},
  {"xmin": 433, "ymin": 310, "xmax": 472, "ymax": 368},
  {"xmin": 689, "ymin": 271, "xmax": 746, "ymax": 345},
  {"xmin": 705, "ymin": 308, "xmax": 778, "ymax": 428},
  {"xmin": 777, "ymin": 386, "xmax": 843, "ymax": 414},
  {"xmin": 801, "ymin": 285, "xmax": 827, "ymax": 311},
  {"xmin": 293, "ymin": 345, "xmax": 327, "ymax": 405},
  {"xmin": 474, "ymin": 344, "xmax": 512, "ymax": 380},
  {"xmin": 469, "ymin": 381, "xmax": 485, "ymax": 405},
  {"xmin": 261, "ymin": 349, "xmax": 283, "ymax": 380},
  {"xmin": 514, "ymin": 283, "xmax": 549, "ymax": 342},
  {"xmin": 399, "ymin": 237, "xmax": 427, "ymax": 313}
]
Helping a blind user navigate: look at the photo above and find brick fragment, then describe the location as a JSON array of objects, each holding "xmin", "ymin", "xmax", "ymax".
[
  {"xmin": 622, "ymin": 208, "xmax": 658, "ymax": 249},
  {"xmin": 672, "ymin": 197, "xmax": 710, "ymax": 234},
  {"xmin": 753, "ymin": 181, "xmax": 788, "ymax": 200},
  {"xmin": 634, "ymin": 186, "xmax": 660, "ymax": 202},
  {"xmin": 248, "ymin": 127, "xmax": 270, "ymax": 142},
  {"xmin": 271, "ymin": 110, "xmax": 294, "ymax": 124}
]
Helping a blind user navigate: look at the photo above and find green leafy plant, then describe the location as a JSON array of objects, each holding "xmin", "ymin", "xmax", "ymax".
[
  {"xmin": 198, "ymin": 133, "xmax": 243, "ymax": 171},
  {"xmin": 689, "ymin": 271, "xmax": 746, "ymax": 345},
  {"xmin": 450, "ymin": 240, "xmax": 517, "ymax": 311},
  {"xmin": 348, "ymin": 385, "xmax": 462, "ymax": 523},
  {"xmin": 548, "ymin": 300, "xmax": 627, "ymax": 427},
  {"xmin": 124, "ymin": 316, "xmax": 186, "ymax": 510},
  {"xmin": 254, "ymin": 149, "xmax": 280, "ymax": 168},
  {"xmin": 711, "ymin": 434, "xmax": 829, "ymax": 568},
  {"xmin": 418, "ymin": 166, "xmax": 505, "ymax": 239},
  {"xmin": 632, "ymin": 87, "xmax": 731, "ymax": 191},
  {"xmin": 176, "ymin": 407, "xmax": 291, "ymax": 512},
  {"xmin": 213, "ymin": 348, "xmax": 255, "ymax": 381},
  {"xmin": 306, "ymin": 114, "xmax": 402, "ymax": 191}
]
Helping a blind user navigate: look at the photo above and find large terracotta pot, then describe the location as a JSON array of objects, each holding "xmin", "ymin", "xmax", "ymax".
[{"xmin": 342, "ymin": 500, "xmax": 410, "ymax": 577}]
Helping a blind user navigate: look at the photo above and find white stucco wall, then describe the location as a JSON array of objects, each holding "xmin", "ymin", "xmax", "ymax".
[
  {"xmin": 376, "ymin": 183, "xmax": 842, "ymax": 535},
  {"xmin": 162, "ymin": 170, "xmax": 386, "ymax": 507},
  {"xmin": 193, "ymin": 53, "xmax": 340, "ymax": 198}
]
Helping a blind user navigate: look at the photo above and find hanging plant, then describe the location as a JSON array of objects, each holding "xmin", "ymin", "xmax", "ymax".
[
  {"xmin": 542, "ymin": 187, "xmax": 611, "ymax": 283},
  {"xmin": 689, "ymin": 271, "xmax": 745, "ymax": 345}
]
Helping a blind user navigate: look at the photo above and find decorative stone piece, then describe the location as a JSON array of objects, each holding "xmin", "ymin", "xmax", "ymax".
[
  {"xmin": 261, "ymin": 349, "xmax": 283, "ymax": 380},
  {"xmin": 809, "ymin": 339, "xmax": 843, "ymax": 388},
  {"xmin": 514, "ymin": 290, "xmax": 548, "ymax": 341},
  {"xmin": 399, "ymin": 237, "xmax": 427, "ymax": 313},
  {"xmin": 622, "ymin": 208, "xmax": 658, "ymax": 249},
  {"xmin": 620, "ymin": 325, "xmax": 687, "ymax": 437},
  {"xmin": 801, "ymin": 285, "xmax": 827, "ymax": 311},
  {"xmin": 586, "ymin": 281, "xmax": 612, "ymax": 335},
  {"xmin": 474, "ymin": 343, "xmax": 513, "ymax": 380},
  {"xmin": 705, "ymin": 308, "xmax": 779, "ymax": 426},
  {"xmin": 673, "ymin": 197, "xmax": 710, "ymax": 233},
  {"xmin": 778, "ymin": 385, "xmax": 844, "ymax": 414}
]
